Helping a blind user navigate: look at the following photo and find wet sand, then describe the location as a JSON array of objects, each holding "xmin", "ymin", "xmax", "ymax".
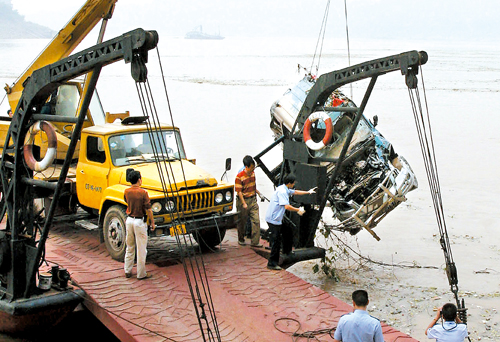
[{"xmin": 288, "ymin": 197, "xmax": 500, "ymax": 342}]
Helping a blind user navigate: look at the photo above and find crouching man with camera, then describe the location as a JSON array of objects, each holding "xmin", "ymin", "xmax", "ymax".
[{"xmin": 425, "ymin": 303, "xmax": 468, "ymax": 341}]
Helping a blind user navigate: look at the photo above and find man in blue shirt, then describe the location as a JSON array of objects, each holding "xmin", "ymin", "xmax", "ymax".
[
  {"xmin": 425, "ymin": 303, "xmax": 468, "ymax": 341},
  {"xmin": 265, "ymin": 174, "xmax": 315, "ymax": 270},
  {"xmin": 333, "ymin": 290, "xmax": 384, "ymax": 342}
]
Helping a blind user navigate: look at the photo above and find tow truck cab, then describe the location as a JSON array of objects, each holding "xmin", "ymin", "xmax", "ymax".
[{"xmin": 76, "ymin": 120, "xmax": 236, "ymax": 260}]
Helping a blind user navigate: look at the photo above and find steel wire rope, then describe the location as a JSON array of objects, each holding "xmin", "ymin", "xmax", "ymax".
[
  {"xmin": 0, "ymin": 93, "xmax": 7, "ymax": 107},
  {"xmin": 152, "ymin": 44, "xmax": 225, "ymax": 274},
  {"xmin": 408, "ymin": 89, "xmax": 450, "ymax": 257},
  {"xmin": 343, "ymin": 0, "xmax": 353, "ymax": 99},
  {"xmin": 134, "ymin": 49, "xmax": 222, "ymax": 341},
  {"xmin": 407, "ymin": 86, "xmax": 454, "ymax": 274},
  {"xmin": 406, "ymin": 68, "xmax": 471, "ymax": 329},
  {"xmin": 134, "ymin": 80, "xmax": 217, "ymax": 342},
  {"xmin": 149, "ymin": 51, "xmax": 222, "ymax": 342},
  {"xmin": 310, "ymin": 0, "xmax": 330, "ymax": 76},
  {"xmin": 411, "ymin": 81, "xmax": 471, "ymax": 337},
  {"xmin": 415, "ymin": 67, "xmax": 451, "ymax": 256},
  {"xmin": 136, "ymin": 80, "xmax": 218, "ymax": 342}
]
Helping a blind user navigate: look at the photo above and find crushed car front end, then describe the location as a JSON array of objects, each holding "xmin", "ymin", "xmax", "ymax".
[{"xmin": 267, "ymin": 74, "xmax": 418, "ymax": 236}]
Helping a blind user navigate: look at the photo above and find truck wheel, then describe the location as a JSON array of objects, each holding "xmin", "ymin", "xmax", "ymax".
[
  {"xmin": 192, "ymin": 226, "xmax": 226, "ymax": 250},
  {"xmin": 103, "ymin": 205, "xmax": 128, "ymax": 261}
]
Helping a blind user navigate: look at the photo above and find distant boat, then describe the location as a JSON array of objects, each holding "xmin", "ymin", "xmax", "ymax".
[{"xmin": 185, "ymin": 25, "xmax": 224, "ymax": 40}]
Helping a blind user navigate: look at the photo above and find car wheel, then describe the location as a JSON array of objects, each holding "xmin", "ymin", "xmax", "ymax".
[{"xmin": 103, "ymin": 205, "xmax": 128, "ymax": 261}]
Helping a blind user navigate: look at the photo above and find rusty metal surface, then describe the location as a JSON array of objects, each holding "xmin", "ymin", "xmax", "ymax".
[{"xmin": 42, "ymin": 223, "xmax": 418, "ymax": 342}]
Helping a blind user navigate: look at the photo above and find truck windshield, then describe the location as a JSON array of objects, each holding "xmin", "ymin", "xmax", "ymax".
[{"xmin": 109, "ymin": 130, "xmax": 186, "ymax": 166}]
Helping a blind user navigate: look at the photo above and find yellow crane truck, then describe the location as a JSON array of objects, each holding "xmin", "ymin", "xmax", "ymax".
[
  {"xmin": 0, "ymin": 3, "xmax": 236, "ymax": 309},
  {"xmin": 77, "ymin": 118, "xmax": 235, "ymax": 260}
]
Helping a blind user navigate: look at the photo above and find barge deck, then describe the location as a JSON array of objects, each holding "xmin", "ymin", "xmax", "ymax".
[{"xmin": 36, "ymin": 216, "xmax": 417, "ymax": 341}]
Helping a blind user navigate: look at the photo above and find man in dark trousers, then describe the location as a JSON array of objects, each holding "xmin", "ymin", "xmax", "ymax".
[
  {"xmin": 235, "ymin": 155, "xmax": 263, "ymax": 247},
  {"xmin": 264, "ymin": 173, "xmax": 315, "ymax": 270},
  {"xmin": 124, "ymin": 170, "xmax": 155, "ymax": 279},
  {"xmin": 333, "ymin": 290, "xmax": 384, "ymax": 342}
]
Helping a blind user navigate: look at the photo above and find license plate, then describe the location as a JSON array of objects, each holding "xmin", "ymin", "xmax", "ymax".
[{"xmin": 169, "ymin": 224, "xmax": 186, "ymax": 236}]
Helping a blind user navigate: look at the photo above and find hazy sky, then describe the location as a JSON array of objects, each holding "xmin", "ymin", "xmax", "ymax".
[{"xmin": 9, "ymin": 0, "xmax": 500, "ymax": 41}]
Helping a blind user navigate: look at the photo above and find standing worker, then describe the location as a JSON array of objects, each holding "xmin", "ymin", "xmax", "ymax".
[
  {"xmin": 425, "ymin": 303, "xmax": 468, "ymax": 341},
  {"xmin": 235, "ymin": 155, "xmax": 263, "ymax": 247},
  {"xmin": 333, "ymin": 290, "xmax": 384, "ymax": 342},
  {"xmin": 265, "ymin": 173, "xmax": 316, "ymax": 270},
  {"xmin": 124, "ymin": 169, "xmax": 155, "ymax": 279}
]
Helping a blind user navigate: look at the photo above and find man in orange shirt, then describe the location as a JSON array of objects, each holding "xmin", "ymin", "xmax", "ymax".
[
  {"xmin": 235, "ymin": 155, "xmax": 263, "ymax": 247},
  {"xmin": 124, "ymin": 170, "xmax": 155, "ymax": 279}
]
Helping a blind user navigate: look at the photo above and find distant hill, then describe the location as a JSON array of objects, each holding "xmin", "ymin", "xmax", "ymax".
[{"xmin": 0, "ymin": 2, "xmax": 55, "ymax": 39}]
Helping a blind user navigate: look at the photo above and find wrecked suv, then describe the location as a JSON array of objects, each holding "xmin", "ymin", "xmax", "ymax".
[{"xmin": 263, "ymin": 74, "xmax": 418, "ymax": 238}]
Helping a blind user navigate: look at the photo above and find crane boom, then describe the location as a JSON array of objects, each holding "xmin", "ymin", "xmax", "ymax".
[
  {"xmin": 294, "ymin": 50, "xmax": 428, "ymax": 130},
  {"xmin": 4, "ymin": 0, "xmax": 117, "ymax": 112},
  {"xmin": 0, "ymin": 28, "xmax": 158, "ymax": 300}
]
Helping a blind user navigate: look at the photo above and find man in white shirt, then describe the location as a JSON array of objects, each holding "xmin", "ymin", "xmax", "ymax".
[
  {"xmin": 333, "ymin": 290, "xmax": 384, "ymax": 342},
  {"xmin": 425, "ymin": 303, "xmax": 468, "ymax": 342}
]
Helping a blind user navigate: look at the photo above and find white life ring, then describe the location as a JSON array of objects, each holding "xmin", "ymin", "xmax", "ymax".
[
  {"xmin": 303, "ymin": 112, "xmax": 333, "ymax": 150},
  {"xmin": 23, "ymin": 121, "xmax": 57, "ymax": 172}
]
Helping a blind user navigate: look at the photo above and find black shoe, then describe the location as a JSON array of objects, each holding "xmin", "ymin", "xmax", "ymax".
[{"xmin": 267, "ymin": 265, "xmax": 282, "ymax": 271}]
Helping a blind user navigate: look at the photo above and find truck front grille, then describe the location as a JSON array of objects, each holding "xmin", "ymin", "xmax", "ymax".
[{"xmin": 178, "ymin": 191, "xmax": 213, "ymax": 212}]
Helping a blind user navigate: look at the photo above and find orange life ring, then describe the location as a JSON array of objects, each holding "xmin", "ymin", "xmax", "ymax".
[
  {"xmin": 23, "ymin": 121, "xmax": 57, "ymax": 172},
  {"xmin": 303, "ymin": 112, "xmax": 333, "ymax": 150}
]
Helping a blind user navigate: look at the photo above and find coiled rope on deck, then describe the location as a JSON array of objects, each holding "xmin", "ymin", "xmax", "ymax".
[{"xmin": 274, "ymin": 317, "xmax": 336, "ymax": 342}]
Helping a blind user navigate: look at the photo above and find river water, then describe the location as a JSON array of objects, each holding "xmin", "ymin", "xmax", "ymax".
[{"xmin": 1, "ymin": 36, "xmax": 499, "ymax": 341}]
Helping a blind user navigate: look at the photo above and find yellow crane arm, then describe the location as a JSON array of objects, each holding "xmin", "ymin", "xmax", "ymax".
[{"xmin": 4, "ymin": 0, "xmax": 117, "ymax": 112}]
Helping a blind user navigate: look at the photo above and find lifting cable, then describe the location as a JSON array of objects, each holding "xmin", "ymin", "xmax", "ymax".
[
  {"xmin": 310, "ymin": 0, "xmax": 352, "ymax": 98},
  {"xmin": 407, "ymin": 67, "xmax": 469, "ymax": 326},
  {"xmin": 132, "ymin": 48, "xmax": 222, "ymax": 342},
  {"xmin": 306, "ymin": 0, "xmax": 469, "ymax": 336},
  {"xmin": 310, "ymin": 0, "xmax": 330, "ymax": 76},
  {"xmin": 343, "ymin": 0, "xmax": 353, "ymax": 99}
]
